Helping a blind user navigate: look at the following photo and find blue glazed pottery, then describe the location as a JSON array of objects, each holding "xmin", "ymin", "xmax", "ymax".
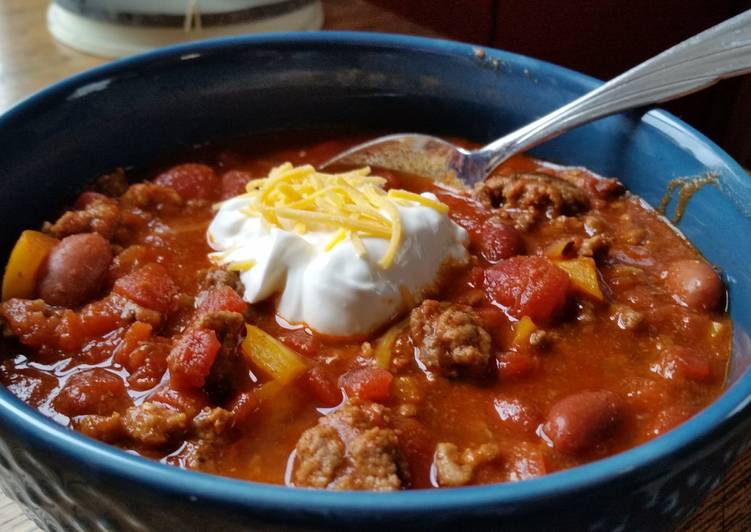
[{"xmin": 1, "ymin": 33, "xmax": 750, "ymax": 532}]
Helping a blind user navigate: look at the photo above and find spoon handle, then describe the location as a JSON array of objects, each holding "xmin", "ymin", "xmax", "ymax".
[{"xmin": 479, "ymin": 9, "xmax": 751, "ymax": 173}]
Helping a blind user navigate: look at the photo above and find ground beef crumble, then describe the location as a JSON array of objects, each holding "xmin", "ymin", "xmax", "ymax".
[
  {"xmin": 198, "ymin": 267, "xmax": 245, "ymax": 294},
  {"xmin": 433, "ymin": 442, "xmax": 500, "ymax": 487},
  {"xmin": 476, "ymin": 172, "xmax": 589, "ymax": 215},
  {"xmin": 120, "ymin": 183, "xmax": 183, "ymax": 212},
  {"xmin": 44, "ymin": 196, "xmax": 125, "ymax": 240},
  {"xmin": 183, "ymin": 406, "xmax": 234, "ymax": 470},
  {"xmin": 293, "ymin": 400, "xmax": 408, "ymax": 490},
  {"xmin": 195, "ymin": 310, "xmax": 245, "ymax": 403},
  {"xmin": 409, "ymin": 300, "xmax": 492, "ymax": 378},
  {"xmin": 121, "ymin": 401, "xmax": 189, "ymax": 446}
]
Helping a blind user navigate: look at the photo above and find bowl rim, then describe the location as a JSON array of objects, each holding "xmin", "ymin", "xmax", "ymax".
[{"xmin": 2, "ymin": 30, "xmax": 751, "ymax": 516}]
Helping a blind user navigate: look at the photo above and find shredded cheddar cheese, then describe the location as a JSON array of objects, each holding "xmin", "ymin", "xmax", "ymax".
[
  {"xmin": 387, "ymin": 189, "xmax": 449, "ymax": 214},
  {"xmin": 231, "ymin": 163, "xmax": 449, "ymax": 268},
  {"xmin": 228, "ymin": 259, "xmax": 257, "ymax": 272}
]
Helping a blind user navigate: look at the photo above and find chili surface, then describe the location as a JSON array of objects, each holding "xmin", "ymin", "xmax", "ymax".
[{"xmin": 0, "ymin": 135, "xmax": 730, "ymax": 489}]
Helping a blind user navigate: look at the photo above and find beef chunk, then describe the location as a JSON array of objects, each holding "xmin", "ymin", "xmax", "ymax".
[
  {"xmin": 579, "ymin": 234, "xmax": 611, "ymax": 258},
  {"xmin": 74, "ymin": 412, "xmax": 125, "ymax": 443},
  {"xmin": 195, "ymin": 311, "xmax": 245, "ymax": 402},
  {"xmin": 122, "ymin": 402, "xmax": 188, "ymax": 446},
  {"xmin": 1, "ymin": 298, "xmax": 63, "ymax": 350},
  {"xmin": 558, "ymin": 168, "xmax": 625, "ymax": 199},
  {"xmin": 409, "ymin": 300, "xmax": 492, "ymax": 378},
  {"xmin": 433, "ymin": 442, "xmax": 500, "ymax": 487},
  {"xmin": 94, "ymin": 168, "xmax": 129, "ymax": 197},
  {"xmin": 474, "ymin": 173, "xmax": 589, "ymax": 229},
  {"xmin": 183, "ymin": 406, "xmax": 234, "ymax": 470},
  {"xmin": 293, "ymin": 400, "xmax": 408, "ymax": 490},
  {"xmin": 195, "ymin": 310, "xmax": 244, "ymax": 338},
  {"xmin": 120, "ymin": 183, "xmax": 183, "ymax": 212},
  {"xmin": 44, "ymin": 196, "xmax": 122, "ymax": 239},
  {"xmin": 198, "ymin": 267, "xmax": 245, "ymax": 294},
  {"xmin": 120, "ymin": 402, "xmax": 233, "ymax": 462},
  {"xmin": 117, "ymin": 297, "xmax": 163, "ymax": 327},
  {"xmin": 44, "ymin": 192, "xmax": 150, "ymax": 242}
]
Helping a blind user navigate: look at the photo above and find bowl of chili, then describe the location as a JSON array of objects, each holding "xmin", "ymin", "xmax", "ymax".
[{"xmin": 0, "ymin": 32, "xmax": 750, "ymax": 531}]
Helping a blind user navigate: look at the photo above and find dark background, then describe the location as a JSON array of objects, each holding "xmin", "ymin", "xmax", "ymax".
[{"xmin": 371, "ymin": 0, "xmax": 751, "ymax": 167}]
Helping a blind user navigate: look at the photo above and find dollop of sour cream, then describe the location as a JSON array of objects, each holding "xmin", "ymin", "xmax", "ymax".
[{"xmin": 207, "ymin": 166, "xmax": 468, "ymax": 337}]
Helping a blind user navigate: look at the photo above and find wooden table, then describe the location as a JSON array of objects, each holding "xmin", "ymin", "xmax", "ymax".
[{"xmin": 0, "ymin": 1, "xmax": 748, "ymax": 530}]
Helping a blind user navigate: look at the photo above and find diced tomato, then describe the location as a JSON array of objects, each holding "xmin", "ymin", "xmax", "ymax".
[
  {"xmin": 339, "ymin": 367, "xmax": 393, "ymax": 403},
  {"xmin": 195, "ymin": 286, "xmax": 247, "ymax": 315},
  {"xmin": 113, "ymin": 263, "xmax": 178, "ymax": 313},
  {"xmin": 275, "ymin": 328, "xmax": 320, "ymax": 358},
  {"xmin": 228, "ymin": 391, "xmax": 259, "ymax": 429},
  {"xmin": 496, "ymin": 351, "xmax": 539, "ymax": 380},
  {"xmin": 154, "ymin": 163, "xmax": 219, "ymax": 200},
  {"xmin": 114, "ymin": 321, "xmax": 152, "ymax": 367},
  {"xmin": 127, "ymin": 345, "xmax": 170, "ymax": 392},
  {"xmin": 476, "ymin": 218, "xmax": 524, "ymax": 263},
  {"xmin": 77, "ymin": 294, "xmax": 133, "ymax": 338},
  {"xmin": 109, "ymin": 245, "xmax": 160, "ymax": 281},
  {"xmin": 57, "ymin": 310, "xmax": 85, "ymax": 352},
  {"xmin": 168, "ymin": 328, "xmax": 221, "ymax": 390},
  {"xmin": 221, "ymin": 170, "xmax": 253, "ymax": 199},
  {"xmin": 300, "ymin": 366, "xmax": 342, "ymax": 407},
  {"xmin": 0, "ymin": 299, "xmax": 61, "ymax": 353},
  {"xmin": 484, "ymin": 256, "xmax": 571, "ymax": 322},
  {"xmin": 462, "ymin": 265, "xmax": 486, "ymax": 290},
  {"xmin": 490, "ymin": 397, "xmax": 541, "ymax": 435},
  {"xmin": 149, "ymin": 385, "xmax": 209, "ymax": 417},
  {"xmin": 52, "ymin": 368, "xmax": 130, "ymax": 417}
]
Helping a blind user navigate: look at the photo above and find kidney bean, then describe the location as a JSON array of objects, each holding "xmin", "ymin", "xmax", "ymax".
[
  {"xmin": 665, "ymin": 259, "xmax": 724, "ymax": 311},
  {"xmin": 542, "ymin": 389, "xmax": 623, "ymax": 455},
  {"xmin": 220, "ymin": 170, "xmax": 253, "ymax": 199},
  {"xmin": 155, "ymin": 163, "xmax": 219, "ymax": 200},
  {"xmin": 52, "ymin": 368, "xmax": 129, "ymax": 417},
  {"xmin": 477, "ymin": 218, "xmax": 525, "ymax": 263},
  {"xmin": 38, "ymin": 233, "xmax": 112, "ymax": 307},
  {"xmin": 484, "ymin": 256, "xmax": 570, "ymax": 323}
]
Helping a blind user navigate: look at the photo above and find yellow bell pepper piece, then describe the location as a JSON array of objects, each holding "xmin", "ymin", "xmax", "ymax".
[
  {"xmin": 374, "ymin": 319, "xmax": 407, "ymax": 369},
  {"xmin": 253, "ymin": 380, "xmax": 284, "ymax": 403},
  {"xmin": 513, "ymin": 316, "xmax": 537, "ymax": 346},
  {"xmin": 241, "ymin": 324, "xmax": 307, "ymax": 385},
  {"xmin": 2, "ymin": 230, "xmax": 59, "ymax": 301},
  {"xmin": 554, "ymin": 257, "xmax": 604, "ymax": 301}
]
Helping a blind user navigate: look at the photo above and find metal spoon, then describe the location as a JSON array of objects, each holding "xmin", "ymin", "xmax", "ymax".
[{"xmin": 324, "ymin": 10, "xmax": 751, "ymax": 187}]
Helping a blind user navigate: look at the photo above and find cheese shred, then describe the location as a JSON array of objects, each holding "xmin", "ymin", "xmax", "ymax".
[
  {"xmin": 237, "ymin": 163, "xmax": 449, "ymax": 269},
  {"xmin": 228, "ymin": 259, "xmax": 257, "ymax": 272}
]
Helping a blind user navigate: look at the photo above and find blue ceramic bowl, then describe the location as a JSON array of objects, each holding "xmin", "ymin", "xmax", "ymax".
[{"xmin": 1, "ymin": 33, "xmax": 751, "ymax": 532}]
